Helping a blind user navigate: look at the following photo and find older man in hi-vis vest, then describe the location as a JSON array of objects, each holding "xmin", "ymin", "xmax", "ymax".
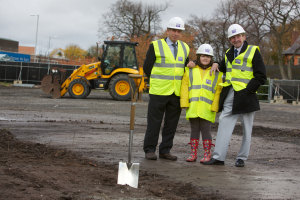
[
  {"xmin": 143, "ymin": 17, "xmax": 190, "ymax": 161},
  {"xmin": 203, "ymin": 24, "xmax": 266, "ymax": 167}
]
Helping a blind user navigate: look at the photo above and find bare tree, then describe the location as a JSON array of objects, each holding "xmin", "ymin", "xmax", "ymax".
[
  {"xmin": 186, "ymin": 16, "xmax": 226, "ymax": 61},
  {"xmin": 236, "ymin": 0, "xmax": 269, "ymax": 45},
  {"xmin": 99, "ymin": 0, "xmax": 168, "ymax": 40},
  {"xmin": 187, "ymin": 0, "xmax": 254, "ymax": 61},
  {"xmin": 213, "ymin": 0, "xmax": 270, "ymax": 47},
  {"xmin": 215, "ymin": 0, "xmax": 247, "ymax": 24},
  {"xmin": 256, "ymin": 0, "xmax": 300, "ymax": 79},
  {"xmin": 187, "ymin": 0, "xmax": 266, "ymax": 61},
  {"xmin": 188, "ymin": 0, "xmax": 299, "ymax": 80}
]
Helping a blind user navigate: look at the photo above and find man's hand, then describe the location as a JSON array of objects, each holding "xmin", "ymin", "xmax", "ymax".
[
  {"xmin": 187, "ymin": 61, "xmax": 196, "ymax": 68},
  {"xmin": 210, "ymin": 63, "xmax": 220, "ymax": 75}
]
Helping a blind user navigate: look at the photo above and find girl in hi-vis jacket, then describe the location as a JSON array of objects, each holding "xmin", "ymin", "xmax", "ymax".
[{"xmin": 180, "ymin": 44, "xmax": 223, "ymax": 163}]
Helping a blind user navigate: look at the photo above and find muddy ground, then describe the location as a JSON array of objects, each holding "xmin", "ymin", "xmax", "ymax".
[{"xmin": 0, "ymin": 84, "xmax": 299, "ymax": 200}]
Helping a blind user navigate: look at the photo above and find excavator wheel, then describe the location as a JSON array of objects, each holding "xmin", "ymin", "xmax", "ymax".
[
  {"xmin": 109, "ymin": 74, "xmax": 135, "ymax": 101},
  {"xmin": 68, "ymin": 79, "xmax": 90, "ymax": 99}
]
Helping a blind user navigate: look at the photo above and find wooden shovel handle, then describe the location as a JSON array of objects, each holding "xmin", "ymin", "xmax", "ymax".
[{"xmin": 128, "ymin": 74, "xmax": 142, "ymax": 131}]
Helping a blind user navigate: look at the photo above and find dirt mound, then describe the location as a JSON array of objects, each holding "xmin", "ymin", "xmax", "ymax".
[
  {"xmin": 1, "ymin": 129, "xmax": 77, "ymax": 160},
  {"xmin": 0, "ymin": 129, "xmax": 221, "ymax": 200}
]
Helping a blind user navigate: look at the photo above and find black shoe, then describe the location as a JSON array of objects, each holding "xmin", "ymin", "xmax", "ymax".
[
  {"xmin": 202, "ymin": 158, "xmax": 224, "ymax": 165},
  {"xmin": 145, "ymin": 152, "xmax": 157, "ymax": 160},
  {"xmin": 235, "ymin": 159, "xmax": 245, "ymax": 167},
  {"xmin": 159, "ymin": 153, "xmax": 177, "ymax": 161}
]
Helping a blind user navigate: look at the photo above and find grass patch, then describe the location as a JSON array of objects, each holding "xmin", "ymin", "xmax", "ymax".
[{"xmin": 0, "ymin": 82, "xmax": 12, "ymax": 87}]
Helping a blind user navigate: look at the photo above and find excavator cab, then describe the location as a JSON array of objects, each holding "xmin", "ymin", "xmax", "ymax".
[
  {"xmin": 100, "ymin": 41, "xmax": 138, "ymax": 75},
  {"xmin": 41, "ymin": 41, "xmax": 145, "ymax": 101},
  {"xmin": 93, "ymin": 41, "xmax": 140, "ymax": 100}
]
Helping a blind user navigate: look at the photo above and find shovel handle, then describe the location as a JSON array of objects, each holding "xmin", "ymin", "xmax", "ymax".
[
  {"xmin": 128, "ymin": 74, "xmax": 141, "ymax": 131},
  {"xmin": 127, "ymin": 74, "xmax": 141, "ymax": 164},
  {"xmin": 130, "ymin": 103, "xmax": 136, "ymax": 130}
]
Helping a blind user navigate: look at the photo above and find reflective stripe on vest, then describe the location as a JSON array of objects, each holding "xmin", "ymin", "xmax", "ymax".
[
  {"xmin": 151, "ymin": 74, "xmax": 183, "ymax": 80},
  {"xmin": 189, "ymin": 96, "xmax": 213, "ymax": 104},
  {"xmin": 221, "ymin": 45, "xmax": 257, "ymax": 91},
  {"xmin": 154, "ymin": 40, "xmax": 187, "ymax": 69},
  {"xmin": 150, "ymin": 39, "xmax": 190, "ymax": 96},
  {"xmin": 188, "ymin": 67, "xmax": 219, "ymax": 94},
  {"xmin": 186, "ymin": 67, "xmax": 222, "ymax": 123}
]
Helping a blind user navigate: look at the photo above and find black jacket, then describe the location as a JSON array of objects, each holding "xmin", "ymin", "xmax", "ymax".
[
  {"xmin": 143, "ymin": 38, "xmax": 189, "ymax": 78},
  {"xmin": 218, "ymin": 41, "xmax": 267, "ymax": 114}
]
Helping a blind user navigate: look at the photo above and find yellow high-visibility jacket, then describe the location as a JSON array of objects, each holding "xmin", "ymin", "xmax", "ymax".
[
  {"xmin": 221, "ymin": 45, "xmax": 259, "ymax": 91},
  {"xmin": 150, "ymin": 39, "xmax": 190, "ymax": 96},
  {"xmin": 180, "ymin": 66, "xmax": 223, "ymax": 123}
]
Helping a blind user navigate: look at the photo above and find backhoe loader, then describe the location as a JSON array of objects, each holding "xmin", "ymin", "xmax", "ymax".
[{"xmin": 41, "ymin": 41, "xmax": 147, "ymax": 101}]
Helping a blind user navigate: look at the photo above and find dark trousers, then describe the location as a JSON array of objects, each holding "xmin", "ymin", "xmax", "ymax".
[{"xmin": 143, "ymin": 94, "xmax": 181, "ymax": 154}]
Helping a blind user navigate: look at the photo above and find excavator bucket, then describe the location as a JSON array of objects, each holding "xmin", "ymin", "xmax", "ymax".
[
  {"xmin": 41, "ymin": 74, "xmax": 54, "ymax": 94},
  {"xmin": 41, "ymin": 68, "xmax": 66, "ymax": 98},
  {"xmin": 50, "ymin": 76, "xmax": 62, "ymax": 99}
]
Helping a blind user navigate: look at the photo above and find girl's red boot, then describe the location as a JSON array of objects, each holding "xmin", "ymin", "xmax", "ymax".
[
  {"xmin": 186, "ymin": 139, "xmax": 199, "ymax": 162},
  {"xmin": 200, "ymin": 139, "xmax": 214, "ymax": 163}
]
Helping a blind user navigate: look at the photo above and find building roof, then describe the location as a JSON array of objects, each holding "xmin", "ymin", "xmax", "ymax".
[
  {"xmin": 0, "ymin": 38, "xmax": 18, "ymax": 42},
  {"xmin": 283, "ymin": 36, "xmax": 300, "ymax": 55}
]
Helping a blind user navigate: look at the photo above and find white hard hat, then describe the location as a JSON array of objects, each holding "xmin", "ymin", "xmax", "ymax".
[
  {"xmin": 196, "ymin": 44, "xmax": 214, "ymax": 57},
  {"xmin": 227, "ymin": 24, "xmax": 246, "ymax": 39},
  {"xmin": 167, "ymin": 17, "xmax": 185, "ymax": 30}
]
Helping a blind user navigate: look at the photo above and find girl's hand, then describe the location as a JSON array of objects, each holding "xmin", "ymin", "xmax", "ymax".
[{"xmin": 187, "ymin": 61, "xmax": 196, "ymax": 68}]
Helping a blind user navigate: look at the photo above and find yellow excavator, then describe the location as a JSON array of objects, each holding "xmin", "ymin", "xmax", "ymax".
[{"xmin": 41, "ymin": 41, "xmax": 147, "ymax": 101}]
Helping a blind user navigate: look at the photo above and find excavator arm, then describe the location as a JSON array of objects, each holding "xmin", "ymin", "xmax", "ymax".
[{"xmin": 41, "ymin": 62, "xmax": 101, "ymax": 99}]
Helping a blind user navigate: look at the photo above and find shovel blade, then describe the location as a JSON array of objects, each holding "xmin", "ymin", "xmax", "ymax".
[{"xmin": 117, "ymin": 161, "xmax": 139, "ymax": 188}]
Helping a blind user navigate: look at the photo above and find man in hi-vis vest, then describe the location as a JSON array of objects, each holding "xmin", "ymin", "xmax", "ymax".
[
  {"xmin": 203, "ymin": 24, "xmax": 266, "ymax": 167},
  {"xmin": 143, "ymin": 17, "xmax": 190, "ymax": 161}
]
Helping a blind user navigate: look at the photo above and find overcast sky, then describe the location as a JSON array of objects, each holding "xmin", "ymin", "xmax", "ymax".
[{"xmin": 0, "ymin": 0, "xmax": 221, "ymax": 55}]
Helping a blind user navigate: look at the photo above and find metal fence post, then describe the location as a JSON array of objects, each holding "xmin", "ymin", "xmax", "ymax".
[
  {"xmin": 297, "ymin": 84, "xmax": 299, "ymax": 103},
  {"xmin": 268, "ymin": 79, "xmax": 273, "ymax": 103}
]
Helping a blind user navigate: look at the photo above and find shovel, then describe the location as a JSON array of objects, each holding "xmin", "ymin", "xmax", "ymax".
[{"xmin": 117, "ymin": 74, "xmax": 143, "ymax": 189}]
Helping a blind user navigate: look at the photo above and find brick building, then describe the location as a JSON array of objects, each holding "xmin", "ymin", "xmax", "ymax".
[
  {"xmin": 18, "ymin": 46, "xmax": 35, "ymax": 55},
  {"xmin": 0, "ymin": 38, "xmax": 19, "ymax": 52},
  {"xmin": 283, "ymin": 33, "xmax": 300, "ymax": 66}
]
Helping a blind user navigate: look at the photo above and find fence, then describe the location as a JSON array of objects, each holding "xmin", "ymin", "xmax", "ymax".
[
  {"xmin": 32, "ymin": 55, "xmax": 97, "ymax": 66},
  {"xmin": 257, "ymin": 79, "xmax": 300, "ymax": 104},
  {"xmin": 0, "ymin": 61, "xmax": 78, "ymax": 84},
  {"xmin": 1, "ymin": 61, "xmax": 300, "ymax": 104}
]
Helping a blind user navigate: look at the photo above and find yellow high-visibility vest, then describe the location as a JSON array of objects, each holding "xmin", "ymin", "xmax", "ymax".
[
  {"xmin": 150, "ymin": 39, "xmax": 190, "ymax": 96},
  {"xmin": 186, "ymin": 67, "xmax": 223, "ymax": 123},
  {"xmin": 221, "ymin": 45, "xmax": 259, "ymax": 91}
]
